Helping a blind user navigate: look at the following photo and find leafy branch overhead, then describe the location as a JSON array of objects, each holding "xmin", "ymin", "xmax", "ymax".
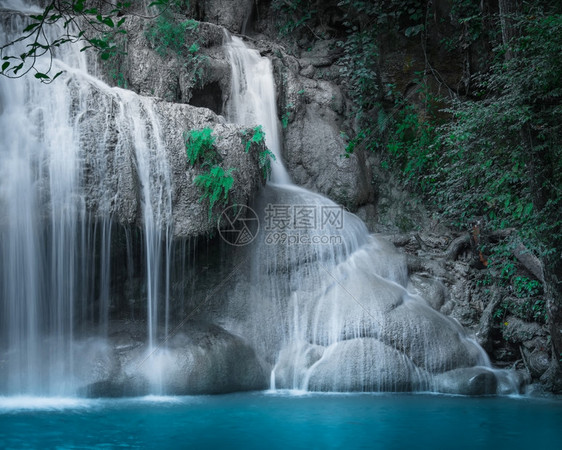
[
  {"xmin": 0, "ymin": 0, "xmax": 182, "ymax": 83},
  {"xmin": 0, "ymin": 0, "xmax": 133, "ymax": 82}
]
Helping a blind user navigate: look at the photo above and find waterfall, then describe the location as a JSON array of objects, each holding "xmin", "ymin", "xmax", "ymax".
[
  {"xmin": 0, "ymin": 4, "xmax": 520, "ymax": 397},
  {"xmin": 224, "ymin": 34, "xmax": 291, "ymax": 184},
  {"xmin": 0, "ymin": 6, "xmax": 173, "ymax": 395},
  {"xmin": 223, "ymin": 35, "xmax": 517, "ymax": 394}
]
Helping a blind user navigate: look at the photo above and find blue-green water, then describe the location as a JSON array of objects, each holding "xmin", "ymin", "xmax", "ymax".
[{"xmin": 1, "ymin": 392, "xmax": 561, "ymax": 449}]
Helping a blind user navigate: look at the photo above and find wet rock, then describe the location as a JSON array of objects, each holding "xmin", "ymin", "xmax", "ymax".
[
  {"xmin": 306, "ymin": 338, "xmax": 426, "ymax": 392},
  {"xmin": 76, "ymin": 79, "xmax": 262, "ymax": 239},
  {"xmin": 475, "ymin": 291, "xmax": 501, "ymax": 352},
  {"xmin": 502, "ymin": 316, "xmax": 545, "ymax": 344},
  {"xmin": 82, "ymin": 321, "xmax": 268, "ymax": 397},
  {"xmin": 408, "ymin": 274, "xmax": 448, "ymax": 311},
  {"xmin": 274, "ymin": 341, "xmax": 325, "ymax": 388},
  {"xmin": 434, "ymin": 367, "xmax": 498, "ymax": 395},
  {"xmin": 272, "ymin": 56, "xmax": 374, "ymax": 210},
  {"xmin": 523, "ymin": 348, "xmax": 551, "ymax": 379}
]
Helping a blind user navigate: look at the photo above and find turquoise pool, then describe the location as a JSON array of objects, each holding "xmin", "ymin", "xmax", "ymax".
[{"xmin": 1, "ymin": 392, "xmax": 561, "ymax": 449}]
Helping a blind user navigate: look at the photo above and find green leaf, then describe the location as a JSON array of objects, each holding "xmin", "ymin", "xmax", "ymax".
[
  {"xmin": 73, "ymin": 0, "xmax": 85, "ymax": 13},
  {"xmin": 1, "ymin": 61, "xmax": 9, "ymax": 71},
  {"xmin": 23, "ymin": 23, "xmax": 41, "ymax": 33},
  {"xmin": 12, "ymin": 63, "xmax": 24, "ymax": 75},
  {"xmin": 34, "ymin": 72, "xmax": 50, "ymax": 80}
]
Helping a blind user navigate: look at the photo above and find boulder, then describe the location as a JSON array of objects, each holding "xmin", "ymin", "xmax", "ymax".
[
  {"xmin": 306, "ymin": 338, "xmax": 428, "ymax": 392},
  {"xmin": 82, "ymin": 321, "xmax": 268, "ymax": 397},
  {"xmin": 408, "ymin": 274, "xmax": 448, "ymax": 311},
  {"xmin": 502, "ymin": 316, "xmax": 546, "ymax": 344},
  {"xmin": 433, "ymin": 367, "xmax": 498, "ymax": 395}
]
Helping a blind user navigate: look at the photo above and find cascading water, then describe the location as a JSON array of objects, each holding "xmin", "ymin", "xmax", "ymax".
[
  {"xmin": 0, "ymin": 1, "xmax": 520, "ymax": 398},
  {"xmin": 224, "ymin": 34, "xmax": 290, "ymax": 184},
  {"xmin": 0, "ymin": 4, "xmax": 173, "ymax": 395},
  {"xmin": 223, "ymin": 34, "xmax": 518, "ymax": 394}
]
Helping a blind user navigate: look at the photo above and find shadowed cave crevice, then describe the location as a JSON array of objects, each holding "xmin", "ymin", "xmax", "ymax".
[{"xmin": 189, "ymin": 81, "xmax": 224, "ymax": 115}]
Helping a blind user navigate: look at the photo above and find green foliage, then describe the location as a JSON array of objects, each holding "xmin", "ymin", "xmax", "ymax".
[
  {"xmin": 385, "ymin": 83, "xmax": 440, "ymax": 193},
  {"xmin": 281, "ymin": 98, "xmax": 301, "ymax": 129},
  {"xmin": 493, "ymin": 297, "xmax": 548, "ymax": 324},
  {"xmin": 258, "ymin": 147, "xmax": 276, "ymax": 180},
  {"xmin": 342, "ymin": 127, "xmax": 377, "ymax": 157},
  {"xmin": 241, "ymin": 125, "xmax": 276, "ymax": 180},
  {"xmin": 513, "ymin": 276, "xmax": 542, "ymax": 298},
  {"xmin": 272, "ymin": 0, "xmax": 315, "ymax": 36},
  {"xmin": 194, "ymin": 166, "xmax": 235, "ymax": 215},
  {"xmin": 336, "ymin": 0, "xmax": 428, "ymax": 114},
  {"xmin": 93, "ymin": 29, "xmax": 128, "ymax": 87},
  {"xmin": 145, "ymin": 14, "xmax": 198, "ymax": 57},
  {"xmin": 337, "ymin": 29, "xmax": 379, "ymax": 114},
  {"xmin": 184, "ymin": 127, "xmax": 217, "ymax": 167},
  {"xmin": 440, "ymin": 0, "xmax": 488, "ymax": 53},
  {"xmin": 144, "ymin": 7, "xmax": 207, "ymax": 86},
  {"xmin": 185, "ymin": 127, "xmax": 234, "ymax": 216},
  {"xmin": 336, "ymin": 1, "xmax": 561, "ymax": 331},
  {"xmin": 436, "ymin": 11, "xmax": 562, "ymax": 268},
  {"xmin": 244, "ymin": 125, "xmax": 265, "ymax": 152}
]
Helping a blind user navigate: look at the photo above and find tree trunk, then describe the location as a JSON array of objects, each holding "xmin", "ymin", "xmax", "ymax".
[{"xmin": 498, "ymin": 0, "xmax": 520, "ymax": 59}]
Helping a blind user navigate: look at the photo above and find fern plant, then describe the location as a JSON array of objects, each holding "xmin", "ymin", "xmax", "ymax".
[
  {"xmin": 241, "ymin": 125, "xmax": 276, "ymax": 180},
  {"xmin": 258, "ymin": 147, "xmax": 276, "ymax": 180},
  {"xmin": 244, "ymin": 125, "xmax": 265, "ymax": 152},
  {"xmin": 194, "ymin": 166, "xmax": 235, "ymax": 216},
  {"xmin": 184, "ymin": 127, "xmax": 217, "ymax": 167}
]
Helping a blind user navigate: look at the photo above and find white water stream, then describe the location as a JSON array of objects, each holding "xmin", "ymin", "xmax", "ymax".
[{"xmin": 0, "ymin": 6, "xmax": 172, "ymax": 394}]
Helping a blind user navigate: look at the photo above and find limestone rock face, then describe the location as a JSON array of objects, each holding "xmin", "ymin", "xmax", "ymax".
[
  {"xmin": 74, "ymin": 78, "xmax": 262, "ymax": 238},
  {"xmin": 119, "ymin": 16, "xmax": 230, "ymax": 112},
  {"xmin": 112, "ymin": 14, "xmax": 374, "ymax": 211},
  {"xmin": 194, "ymin": 0, "xmax": 254, "ymax": 33},
  {"xmin": 150, "ymin": 101, "xmax": 263, "ymax": 238},
  {"xmin": 271, "ymin": 52, "xmax": 375, "ymax": 211}
]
